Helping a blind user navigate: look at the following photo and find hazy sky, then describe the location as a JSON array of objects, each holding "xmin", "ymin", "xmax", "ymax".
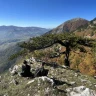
[{"xmin": 0, "ymin": 0, "xmax": 96, "ymax": 28}]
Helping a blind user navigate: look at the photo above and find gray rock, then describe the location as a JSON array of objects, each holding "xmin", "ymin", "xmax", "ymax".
[
  {"xmin": 94, "ymin": 76, "xmax": 96, "ymax": 79},
  {"xmin": 27, "ymin": 76, "xmax": 54, "ymax": 86},
  {"xmin": 27, "ymin": 94, "xmax": 30, "ymax": 96},
  {"xmin": 69, "ymin": 82, "xmax": 76, "ymax": 86},
  {"xmin": 9, "ymin": 65, "xmax": 19, "ymax": 75},
  {"xmin": 27, "ymin": 80, "xmax": 35, "ymax": 85},
  {"xmin": 75, "ymin": 73, "xmax": 78, "ymax": 77},
  {"xmin": 10, "ymin": 79, "xmax": 19, "ymax": 85},
  {"xmin": 81, "ymin": 79, "xmax": 87, "ymax": 83},
  {"xmin": 66, "ymin": 86, "xmax": 96, "ymax": 96},
  {"xmin": 3, "ymin": 94, "xmax": 8, "ymax": 96}
]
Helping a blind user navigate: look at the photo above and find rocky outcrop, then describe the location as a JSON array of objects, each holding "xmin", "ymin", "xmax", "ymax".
[
  {"xmin": 27, "ymin": 76, "xmax": 54, "ymax": 86},
  {"xmin": 1, "ymin": 56, "xmax": 96, "ymax": 96},
  {"xmin": 66, "ymin": 86, "xmax": 96, "ymax": 96},
  {"xmin": 9, "ymin": 57, "xmax": 37, "ymax": 76},
  {"xmin": 9, "ymin": 65, "xmax": 20, "ymax": 75}
]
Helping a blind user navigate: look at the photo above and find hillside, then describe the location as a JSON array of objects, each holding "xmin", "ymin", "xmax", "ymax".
[
  {"xmin": 0, "ymin": 26, "xmax": 50, "ymax": 74},
  {"xmin": 0, "ymin": 56, "xmax": 96, "ymax": 96},
  {"xmin": 0, "ymin": 19, "xmax": 96, "ymax": 96},
  {"xmin": 74, "ymin": 18, "xmax": 96, "ymax": 39},
  {"xmin": 46, "ymin": 18, "xmax": 96, "ymax": 40},
  {"xmin": 0, "ymin": 43, "xmax": 21, "ymax": 73},
  {"xmin": 47, "ymin": 18, "xmax": 88, "ymax": 34},
  {"xmin": 1, "ymin": 18, "xmax": 96, "ymax": 75},
  {"xmin": 1, "ymin": 18, "xmax": 96, "ymax": 74},
  {"xmin": 18, "ymin": 33, "xmax": 96, "ymax": 76}
]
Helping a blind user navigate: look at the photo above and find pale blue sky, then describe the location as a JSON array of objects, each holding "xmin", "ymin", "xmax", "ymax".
[{"xmin": 0, "ymin": 0, "xmax": 96, "ymax": 28}]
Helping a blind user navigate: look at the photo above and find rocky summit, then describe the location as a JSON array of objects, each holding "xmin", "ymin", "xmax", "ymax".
[{"xmin": 0, "ymin": 57, "xmax": 96, "ymax": 96}]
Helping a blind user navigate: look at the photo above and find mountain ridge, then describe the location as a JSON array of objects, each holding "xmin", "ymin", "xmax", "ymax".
[
  {"xmin": 0, "ymin": 25, "xmax": 50, "ymax": 41},
  {"xmin": 47, "ymin": 18, "xmax": 89, "ymax": 34},
  {"xmin": 0, "ymin": 26, "xmax": 50, "ymax": 73}
]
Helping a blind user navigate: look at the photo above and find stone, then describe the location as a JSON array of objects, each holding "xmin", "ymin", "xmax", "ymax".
[
  {"xmin": 9, "ymin": 65, "xmax": 19, "ymax": 75},
  {"xmin": 26, "ymin": 59, "xmax": 30, "ymax": 62},
  {"xmin": 94, "ymin": 76, "xmax": 96, "ymax": 79},
  {"xmin": 38, "ymin": 76, "xmax": 54, "ymax": 86},
  {"xmin": 62, "ymin": 65, "xmax": 68, "ymax": 69},
  {"xmin": 27, "ymin": 80, "xmax": 35, "ymax": 85},
  {"xmin": 66, "ymin": 86, "xmax": 96, "ymax": 96},
  {"xmin": 27, "ymin": 76, "xmax": 54, "ymax": 86},
  {"xmin": 75, "ymin": 73, "xmax": 78, "ymax": 77},
  {"xmin": 27, "ymin": 94, "xmax": 30, "ymax": 96},
  {"xmin": 69, "ymin": 82, "xmax": 76, "ymax": 85},
  {"xmin": 30, "ymin": 57, "xmax": 36, "ymax": 63},
  {"xmin": 10, "ymin": 79, "xmax": 19, "ymax": 85},
  {"xmin": 4, "ymin": 94, "xmax": 8, "ymax": 96},
  {"xmin": 81, "ymin": 79, "xmax": 87, "ymax": 83}
]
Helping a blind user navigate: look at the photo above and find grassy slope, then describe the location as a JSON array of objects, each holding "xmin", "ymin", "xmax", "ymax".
[
  {"xmin": 0, "ymin": 43, "xmax": 21, "ymax": 73},
  {"xmin": 31, "ymin": 42, "xmax": 96, "ymax": 76}
]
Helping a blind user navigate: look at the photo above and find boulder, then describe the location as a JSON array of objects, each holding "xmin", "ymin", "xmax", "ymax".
[
  {"xmin": 9, "ymin": 65, "xmax": 19, "ymax": 75},
  {"xmin": 9, "ymin": 79, "xmax": 19, "ymax": 85},
  {"xmin": 12, "ymin": 79, "xmax": 19, "ymax": 85},
  {"xmin": 94, "ymin": 76, "xmax": 96, "ymax": 79},
  {"xmin": 69, "ymin": 82, "xmax": 76, "ymax": 86},
  {"xmin": 30, "ymin": 57, "xmax": 36, "ymax": 64},
  {"xmin": 66, "ymin": 86, "xmax": 96, "ymax": 96},
  {"xmin": 27, "ymin": 76, "xmax": 54, "ymax": 86}
]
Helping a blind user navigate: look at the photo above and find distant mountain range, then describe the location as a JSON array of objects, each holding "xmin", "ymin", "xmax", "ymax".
[
  {"xmin": 0, "ymin": 26, "xmax": 50, "ymax": 41},
  {"xmin": 0, "ymin": 26, "xmax": 50, "ymax": 73}
]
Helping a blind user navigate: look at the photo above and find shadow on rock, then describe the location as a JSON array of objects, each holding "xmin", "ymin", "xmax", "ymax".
[{"xmin": 53, "ymin": 78, "xmax": 72, "ymax": 86}]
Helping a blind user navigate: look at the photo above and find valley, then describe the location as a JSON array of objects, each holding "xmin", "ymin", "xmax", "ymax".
[{"xmin": 0, "ymin": 26, "xmax": 50, "ymax": 73}]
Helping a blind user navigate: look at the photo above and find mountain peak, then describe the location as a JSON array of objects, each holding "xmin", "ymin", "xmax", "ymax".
[
  {"xmin": 66, "ymin": 18, "xmax": 87, "ymax": 23},
  {"xmin": 48, "ymin": 18, "xmax": 88, "ymax": 34}
]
